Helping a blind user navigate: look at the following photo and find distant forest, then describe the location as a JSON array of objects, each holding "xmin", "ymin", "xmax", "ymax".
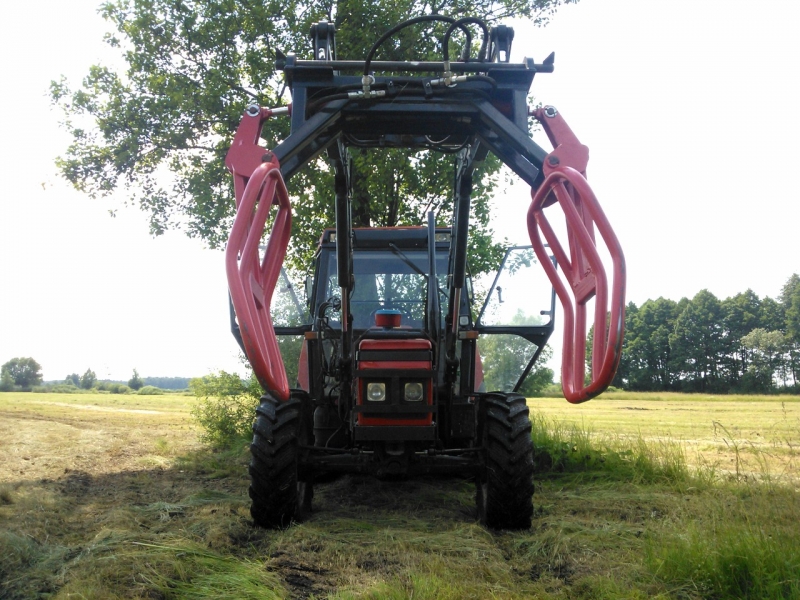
[
  {"xmin": 76, "ymin": 376, "xmax": 192, "ymax": 390},
  {"xmin": 612, "ymin": 274, "xmax": 800, "ymax": 394}
]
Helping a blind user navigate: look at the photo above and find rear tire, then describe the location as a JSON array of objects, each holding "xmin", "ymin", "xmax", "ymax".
[
  {"xmin": 249, "ymin": 391, "xmax": 312, "ymax": 528},
  {"xmin": 476, "ymin": 393, "xmax": 535, "ymax": 529}
]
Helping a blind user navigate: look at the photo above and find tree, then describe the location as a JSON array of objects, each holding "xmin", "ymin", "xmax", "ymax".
[
  {"xmin": 80, "ymin": 369, "xmax": 97, "ymax": 390},
  {"xmin": 1, "ymin": 357, "xmax": 43, "ymax": 390},
  {"xmin": 128, "ymin": 368, "xmax": 144, "ymax": 390},
  {"xmin": 740, "ymin": 328, "xmax": 784, "ymax": 392},
  {"xmin": 607, "ymin": 301, "xmax": 638, "ymax": 389},
  {"xmin": 759, "ymin": 296, "xmax": 785, "ymax": 333},
  {"xmin": 51, "ymin": 0, "xmax": 574, "ymax": 274},
  {"xmin": 65, "ymin": 373, "xmax": 81, "ymax": 387},
  {"xmin": 669, "ymin": 290, "xmax": 725, "ymax": 392},
  {"xmin": 624, "ymin": 298, "xmax": 681, "ymax": 391},
  {"xmin": 781, "ymin": 273, "xmax": 800, "ymax": 385},
  {"xmin": 720, "ymin": 289, "xmax": 761, "ymax": 384}
]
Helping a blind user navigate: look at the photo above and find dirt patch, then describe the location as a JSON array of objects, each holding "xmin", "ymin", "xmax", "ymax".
[{"xmin": 269, "ymin": 554, "xmax": 335, "ymax": 600}]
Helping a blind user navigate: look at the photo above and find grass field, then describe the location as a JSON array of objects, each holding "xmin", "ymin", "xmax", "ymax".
[
  {"xmin": 1, "ymin": 391, "xmax": 799, "ymax": 599},
  {"xmin": 530, "ymin": 391, "xmax": 800, "ymax": 485}
]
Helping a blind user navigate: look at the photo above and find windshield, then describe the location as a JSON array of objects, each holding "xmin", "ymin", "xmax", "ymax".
[{"xmin": 323, "ymin": 249, "xmax": 449, "ymax": 330}]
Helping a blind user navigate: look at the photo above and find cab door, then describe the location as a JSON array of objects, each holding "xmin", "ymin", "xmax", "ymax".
[{"xmin": 475, "ymin": 246, "xmax": 556, "ymax": 394}]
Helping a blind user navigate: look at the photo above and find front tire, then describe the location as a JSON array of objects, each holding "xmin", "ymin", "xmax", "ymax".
[
  {"xmin": 249, "ymin": 391, "xmax": 312, "ymax": 528},
  {"xmin": 476, "ymin": 393, "xmax": 535, "ymax": 529}
]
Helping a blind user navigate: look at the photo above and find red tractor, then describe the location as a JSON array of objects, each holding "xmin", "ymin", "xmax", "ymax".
[{"xmin": 225, "ymin": 16, "xmax": 626, "ymax": 529}]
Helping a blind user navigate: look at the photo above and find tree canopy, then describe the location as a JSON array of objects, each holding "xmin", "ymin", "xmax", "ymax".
[
  {"xmin": 51, "ymin": 0, "xmax": 575, "ymax": 273},
  {"xmin": 1, "ymin": 357, "xmax": 43, "ymax": 390}
]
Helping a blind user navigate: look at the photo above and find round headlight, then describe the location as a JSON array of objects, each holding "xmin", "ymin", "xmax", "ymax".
[
  {"xmin": 404, "ymin": 382, "xmax": 424, "ymax": 402},
  {"xmin": 367, "ymin": 382, "xmax": 386, "ymax": 401}
]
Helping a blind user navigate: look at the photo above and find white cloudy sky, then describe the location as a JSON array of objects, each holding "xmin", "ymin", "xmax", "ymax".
[{"xmin": 1, "ymin": 0, "xmax": 798, "ymax": 382}]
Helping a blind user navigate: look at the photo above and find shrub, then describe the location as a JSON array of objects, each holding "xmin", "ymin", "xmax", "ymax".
[
  {"xmin": 538, "ymin": 383, "xmax": 564, "ymax": 398},
  {"xmin": 30, "ymin": 383, "xmax": 84, "ymax": 393},
  {"xmin": 108, "ymin": 383, "xmax": 131, "ymax": 394},
  {"xmin": 49, "ymin": 384, "xmax": 81, "ymax": 394},
  {"xmin": 0, "ymin": 371, "xmax": 15, "ymax": 392},
  {"xmin": 190, "ymin": 371, "xmax": 261, "ymax": 448},
  {"xmin": 138, "ymin": 385, "xmax": 164, "ymax": 395}
]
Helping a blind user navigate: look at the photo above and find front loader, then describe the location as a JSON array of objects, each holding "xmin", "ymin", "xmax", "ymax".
[{"xmin": 224, "ymin": 16, "xmax": 626, "ymax": 529}]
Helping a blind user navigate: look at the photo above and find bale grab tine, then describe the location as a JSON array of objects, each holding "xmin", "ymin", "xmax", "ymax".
[
  {"xmin": 528, "ymin": 107, "xmax": 626, "ymax": 403},
  {"xmin": 225, "ymin": 108, "xmax": 293, "ymax": 400}
]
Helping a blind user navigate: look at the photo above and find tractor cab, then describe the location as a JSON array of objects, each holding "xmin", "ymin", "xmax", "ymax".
[{"xmin": 310, "ymin": 227, "xmax": 453, "ymax": 333}]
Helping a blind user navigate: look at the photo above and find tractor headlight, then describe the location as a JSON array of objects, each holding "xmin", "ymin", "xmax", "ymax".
[
  {"xmin": 366, "ymin": 382, "xmax": 386, "ymax": 402},
  {"xmin": 404, "ymin": 382, "xmax": 424, "ymax": 402}
]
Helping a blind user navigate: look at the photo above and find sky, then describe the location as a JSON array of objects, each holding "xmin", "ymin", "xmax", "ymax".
[{"xmin": 1, "ymin": 0, "xmax": 798, "ymax": 382}]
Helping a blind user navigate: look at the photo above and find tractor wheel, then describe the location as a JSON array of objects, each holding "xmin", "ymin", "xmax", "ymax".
[
  {"xmin": 476, "ymin": 392, "xmax": 535, "ymax": 530},
  {"xmin": 249, "ymin": 391, "xmax": 313, "ymax": 528}
]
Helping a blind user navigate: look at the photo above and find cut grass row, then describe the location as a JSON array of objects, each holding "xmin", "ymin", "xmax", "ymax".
[{"xmin": 1, "ymin": 391, "xmax": 799, "ymax": 599}]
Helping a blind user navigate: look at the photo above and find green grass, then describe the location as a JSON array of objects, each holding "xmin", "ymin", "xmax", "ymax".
[
  {"xmin": 2, "ymin": 391, "xmax": 800, "ymax": 598},
  {"xmin": 645, "ymin": 486, "xmax": 800, "ymax": 599}
]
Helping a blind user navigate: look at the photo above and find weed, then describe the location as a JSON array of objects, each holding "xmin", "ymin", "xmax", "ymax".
[
  {"xmin": 190, "ymin": 371, "xmax": 260, "ymax": 448},
  {"xmin": 154, "ymin": 437, "xmax": 171, "ymax": 456}
]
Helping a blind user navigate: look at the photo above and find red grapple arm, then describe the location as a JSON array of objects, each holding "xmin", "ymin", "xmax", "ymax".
[
  {"xmin": 527, "ymin": 106, "xmax": 626, "ymax": 403},
  {"xmin": 224, "ymin": 106, "xmax": 293, "ymax": 400}
]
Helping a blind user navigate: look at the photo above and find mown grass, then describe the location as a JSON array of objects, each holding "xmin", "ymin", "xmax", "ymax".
[{"xmin": 1, "ymin": 391, "xmax": 799, "ymax": 598}]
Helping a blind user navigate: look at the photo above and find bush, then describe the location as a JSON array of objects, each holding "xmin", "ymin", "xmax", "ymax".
[
  {"xmin": 190, "ymin": 371, "xmax": 261, "ymax": 448},
  {"xmin": 0, "ymin": 371, "xmax": 15, "ymax": 392},
  {"xmin": 29, "ymin": 384, "xmax": 83, "ymax": 393},
  {"xmin": 108, "ymin": 383, "xmax": 131, "ymax": 394},
  {"xmin": 538, "ymin": 383, "xmax": 564, "ymax": 398},
  {"xmin": 138, "ymin": 385, "xmax": 164, "ymax": 395},
  {"xmin": 49, "ymin": 384, "xmax": 81, "ymax": 394}
]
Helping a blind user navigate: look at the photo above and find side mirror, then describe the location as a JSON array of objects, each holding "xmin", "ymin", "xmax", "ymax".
[{"xmin": 305, "ymin": 275, "xmax": 313, "ymax": 308}]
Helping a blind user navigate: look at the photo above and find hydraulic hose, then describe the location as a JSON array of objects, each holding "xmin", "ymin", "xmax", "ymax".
[
  {"xmin": 443, "ymin": 17, "xmax": 490, "ymax": 63},
  {"xmin": 363, "ymin": 15, "xmax": 471, "ymax": 77}
]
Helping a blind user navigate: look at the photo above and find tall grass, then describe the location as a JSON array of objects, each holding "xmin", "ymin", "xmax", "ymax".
[
  {"xmin": 530, "ymin": 412, "xmax": 690, "ymax": 485},
  {"xmin": 531, "ymin": 410, "xmax": 800, "ymax": 600},
  {"xmin": 646, "ymin": 506, "xmax": 800, "ymax": 599}
]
